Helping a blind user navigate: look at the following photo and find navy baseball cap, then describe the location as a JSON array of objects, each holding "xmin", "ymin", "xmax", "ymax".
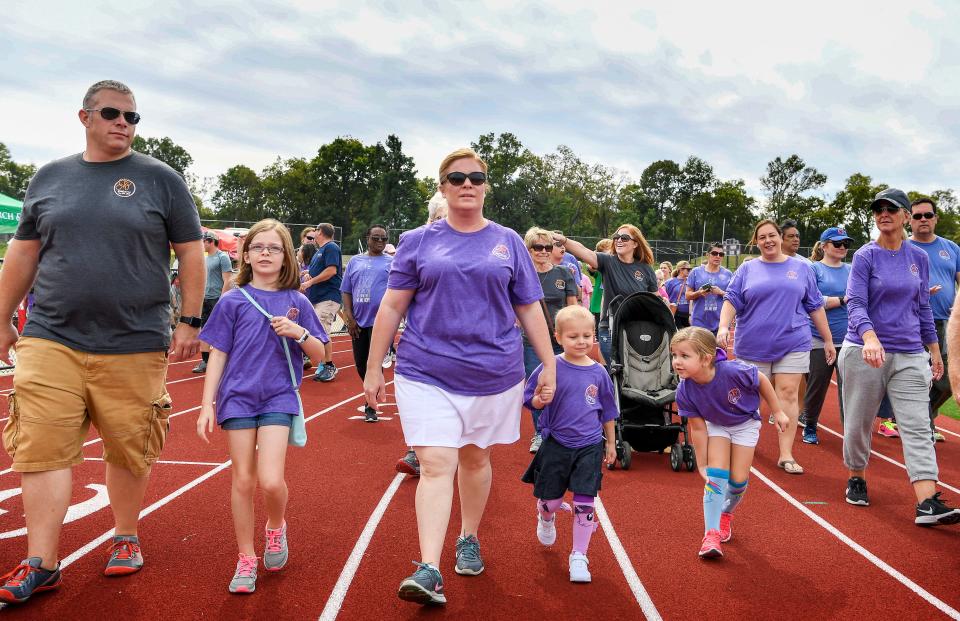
[
  {"xmin": 820, "ymin": 226, "xmax": 852, "ymax": 243},
  {"xmin": 870, "ymin": 188, "xmax": 910, "ymax": 212}
]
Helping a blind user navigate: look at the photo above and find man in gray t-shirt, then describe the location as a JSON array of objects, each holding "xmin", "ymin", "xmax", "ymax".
[
  {"xmin": 193, "ymin": 231, "xmax": 234, "ymax": 373},
  {"xmin": 0, "ymin": 80, "xmax": 204, "ymax": 605}
]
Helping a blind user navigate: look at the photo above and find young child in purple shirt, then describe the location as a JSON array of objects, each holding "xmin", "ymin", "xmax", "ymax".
[
  {"xmin": 522, "ymin": 305, "xmax": 618, "ymax": 583},
  {"xmin": 672, "ymin": 327, "xmax": 787, "ymax": 560},
  {"xmin": 196, "ymin": 219, "xmax": 328, "ymax": 594}
]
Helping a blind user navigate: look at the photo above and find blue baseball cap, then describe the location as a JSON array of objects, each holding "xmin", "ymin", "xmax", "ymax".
[{"xmin": 820, "ymin": 226, "xmax": 852, "ymax": 243}]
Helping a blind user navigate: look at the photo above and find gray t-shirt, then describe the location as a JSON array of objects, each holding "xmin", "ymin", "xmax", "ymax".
[
  {"xmin": 596, "ymin": 252, "xmax": 659, "ymax": 330},
  {"xmin": 523, "ymin": 265, "xmax": 578, "ymax": 345},
  {"xmin": 15, "ymin": 152, "xmax": 202, "ymax": 353},
  {"xmin": 204, "ymin": 250, "xmax": 233, "ymax": 299}
]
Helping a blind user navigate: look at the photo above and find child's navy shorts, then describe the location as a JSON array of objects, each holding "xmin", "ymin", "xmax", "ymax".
[{"xmin": 521, "ymin": 436, "xmax": 604, "ymax": 499}]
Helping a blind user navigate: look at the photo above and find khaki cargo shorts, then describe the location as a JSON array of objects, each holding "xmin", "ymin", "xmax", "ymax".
[
  {"xmin": 3, "ymin": 337, "xmax": 172, "ymax": 476},
  {"xmin": 313, "ymin": 300, "xmax": 341, "ymax": 337}
]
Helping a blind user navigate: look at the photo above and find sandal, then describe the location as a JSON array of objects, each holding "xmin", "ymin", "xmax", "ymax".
[{"xmin": 778, "ymin": 460, "xmax": 804, "ymax": 475}]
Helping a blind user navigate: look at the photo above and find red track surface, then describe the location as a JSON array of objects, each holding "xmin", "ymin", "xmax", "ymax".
[{"xmin": 1, "ymin": 335, "xmax": 959, "ymax": 619}]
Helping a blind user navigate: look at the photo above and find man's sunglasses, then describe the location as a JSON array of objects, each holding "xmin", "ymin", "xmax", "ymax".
[
  {"xmin": 444, "ymin": 171, "xmax": 487, "ymax": 186},
  {"xmin": 709, "ymin": 250, "xmax": 725, "ymax": 257},
  {"xmin": 530, "ymin": 244, "xmax": 552, "ymax": 252},
  {"xmin": 612, "ymin": 234, "xmax": 634, "ymax": 242},
  {"xmin": 85, "ymin": 107, "xmax": 141, "ymax": 125},
  {"xmin": 828, "ymin": 240, "xmax": 851, "ymax": 248},
  {"xmin": 912, "ymin": 212, "xmax": 936, "ymax": 220},
  {"xmin": 369, "ymin": 236, "xmax": 388, "ymax": 242},
  {"xmin": 871, "ymin": 203, "xmax": 901, "ymax": 214}
]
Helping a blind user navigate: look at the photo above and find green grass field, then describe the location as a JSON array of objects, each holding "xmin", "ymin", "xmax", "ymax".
[{"xmin": 940, "ymin": 397, "xmax": 960, "ymax": 421}]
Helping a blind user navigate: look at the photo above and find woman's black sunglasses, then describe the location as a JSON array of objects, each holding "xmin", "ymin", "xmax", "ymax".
[
  {"xmin": 871, "ymin": 204, "xmax": 901, "ymax": 214},
  {"xmin": 85, "ymin": 107, "xmax": 141, "ymax": 125},
  {"xmin": 828, "ymin": 240, "xmax": 851, "ymax": 248},
  {"xmin": 530, "ymin": 244, "xmax": 552, "ymax": 252},
  {"xmin": 444, "ymin": 171, "xmax": 487, "ymax": 186}
]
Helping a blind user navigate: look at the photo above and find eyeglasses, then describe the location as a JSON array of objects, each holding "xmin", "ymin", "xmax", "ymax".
[
  {"xmin": 530, "ymin": 244, "xmax": 552, "ymax": 252},
  {"xmin": 912, "ymin": 212, "xmax": 936, "ymax": 220},
  {"xmin": 85, "ymin": 107, "xmax": 141, "ymax": 125},
  {"xmin": 552, "ymin": 240, "xmax": 565, "ymax": 247},
  {"xmin": 613, "ymin": 234, "xmax": 634, "ymax": 242},
  {"xmin": 872, "ymin": 204, "xmax": 901, "ymax": 214},
  {"xmin": 828, "ymin": 240, "xmax": 851, "ymax": 248},
  {"xmin": 369, "ymin": 236, "xmax": 388, "ymax": 242},
  {"xmin": 247, "ymin": 244, "xmax": 284, "ymax": 255},
  {"xmin": 443, "ymin": 171, "xmax": 487, "ymax": 186},
  {"xmin": 305, "ymin": 235, "xmax": 315, "ymax": 241},
  {"xmin": 709, "ymin": 251, "xmax": 725, "ymax": 257}
]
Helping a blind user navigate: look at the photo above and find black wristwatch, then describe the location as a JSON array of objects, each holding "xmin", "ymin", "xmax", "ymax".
[{"xmin": 179, "ymin": 315, "xmax": 202, "ymax": 328}]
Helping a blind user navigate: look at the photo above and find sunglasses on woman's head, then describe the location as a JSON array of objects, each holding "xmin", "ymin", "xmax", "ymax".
[
  {"xmin": 530, "ymin": 244, "xmax": 552, "ymax": 252},
  {"xmin": 871, "ymin": 204, "xmax": 901, "ymax": 214},
  {"xmin": 828, "ymin": 240, "xmax": 851, "ymax": 248},
  {"xmin": 443, "ymin": 171, "xmax": 487, "ymax": 186},
  {"xmin": 613, "ymin": 234, "xmax": 634, "ymax": 242},
  {"xmin": 709, "ymin": 250, "xmax": 725, "ymax": 257},
  {"xmin": 912, "ymin": 212, "xmax": 936, "ymax": 220},
  {"xmin": 85, "ymin": 107, "xmax": 141, "ymax": 124}
]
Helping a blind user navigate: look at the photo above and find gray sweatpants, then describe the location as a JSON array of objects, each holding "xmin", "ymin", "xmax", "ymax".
[{"xmin": 838, "ymin": 345, "xmax": 938, "ymax": 483}]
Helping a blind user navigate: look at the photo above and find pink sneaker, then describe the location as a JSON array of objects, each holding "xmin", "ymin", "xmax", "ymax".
[
  {"xmin": 698, "ymin": 529, "xmax": 723, "ymax": 559},
  {"xmin": 719, "ymin": 513, "xmax": 733, "ymax": 543},
  {"xmin": 878, "ymin": 420, "xmax": 900, "ymax": 438}
]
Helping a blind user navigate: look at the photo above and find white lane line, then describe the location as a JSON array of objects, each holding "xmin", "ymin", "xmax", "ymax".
[
  {"xmin": 936, "ymin": 426, "xmax": 960, "ymax": 439},
  {"xmin": 83, "ymin": 457, "xmax": 222, "ymax": 467},
  {"xmin": 318, "ymin": 473, "xmax": 406, "ymax": 621},
  {"xmin": 815, "ymin": 422, "xmax": 960, "ymax": 495},
  {"xmin": 595, "ymin": 497, "xmax": 663, "ymax": 621},
  {"xmin": 751, "ymin": 466, "xmax": 960, "ymax": 619},
  {"xmin": 58, "ymin": 390, "xmax": 371, "ymax": 570}
]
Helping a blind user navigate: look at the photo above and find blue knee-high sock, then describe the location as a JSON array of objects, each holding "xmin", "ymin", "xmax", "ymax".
[
  {"xmin": 703, "ymin": 468, "xmax": 729, "ymax": 533},
  {"xmin": 723, "ymin": 478, "xmax": 748, "ymax": 514}
]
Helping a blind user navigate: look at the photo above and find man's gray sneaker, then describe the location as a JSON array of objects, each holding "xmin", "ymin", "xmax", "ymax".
[
  {"xmin": 103, "ymin": 535, "xmax": 143, "ymax": 576},
  {"xmin": 263, "ymin": 522, "xmax": 288, "ymax": 570},
  {"xmin": 192, "ymin": 360, "xmax": 207, "ymax": 373},
  {"xmin": 228, "ymin": 554, "xmax": 258, "ymax": 594},
  {"xmin": 398, "ymin": 561, "xmax": 445, "ymax": 605},
  {"xmin": 454, "ymin": 534, "xmax": 484, "ymax": 575}
]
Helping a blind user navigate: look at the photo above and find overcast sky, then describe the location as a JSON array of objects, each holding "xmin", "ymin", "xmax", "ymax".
[{"xmin": 2, "ymin": 1, "xmax": 958, "ymax": 199}]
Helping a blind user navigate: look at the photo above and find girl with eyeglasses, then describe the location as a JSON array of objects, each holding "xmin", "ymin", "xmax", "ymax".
[
  {"xmin": 717, "ymin": 219, "xmax": 834, "ymax": 476},
  {"xmin": 797, "ymin": 227, "xmax": 853, "ymax": 446},
  {"xmin": 363, "ymin": 148, "xmax": 555, "ymax": 606},
  {"xmin": 341, "ymin": 225, "xmax": 393, "ymax": 423},
  {"xmin": 686, "ymin": 243, "xmax": 733, "ymax": 334},
  {"xmin": 561, "ymin": 224, "xmax": 659, "ymax": 364},
  {"xmin": 196, "ymin": 219, "xmax": 328, "ymax": 594},
  {"xmin": 838, "ymin": 189, "xmax": 959, "ymax": 523}
]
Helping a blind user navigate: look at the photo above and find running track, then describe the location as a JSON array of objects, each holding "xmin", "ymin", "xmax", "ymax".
[{"xmin": 1, "ymin": 335, "xmax": 959, "ymax": 619}]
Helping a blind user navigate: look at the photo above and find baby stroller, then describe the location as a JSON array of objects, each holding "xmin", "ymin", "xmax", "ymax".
[{"xmin": 606, "ymin": 291, "xmax": 696, "ymax": 472}]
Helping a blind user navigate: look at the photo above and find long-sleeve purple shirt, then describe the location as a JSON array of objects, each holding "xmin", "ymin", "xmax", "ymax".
[{"xmin": 844, "ymin": 242, "xmax": 937, "ymax": 353}]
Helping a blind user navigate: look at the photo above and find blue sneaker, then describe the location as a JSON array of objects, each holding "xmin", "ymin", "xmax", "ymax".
[
  {"xmin": 454, "ymin": 534, "xmax": 484, "ymax": 575},
  {"xmin": 313, "ymin": 362, "xmax": 337, "ymax": 383},
  {"xmin": 802, "ymin": 425, "xmax": 819, "ymax": 445},
  {"xmin": 0, "ymin": 557, "xmax": 61, "ymax": 604},
  {"xmin": 398, "ymin": 561, "xmax": 445, "ymax": 605}
]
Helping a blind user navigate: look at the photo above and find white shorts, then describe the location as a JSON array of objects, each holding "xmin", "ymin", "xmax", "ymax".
[
  {"xmin": 394, "ymin": 374, "xmax": 523, "ymax": 449},
  {"xmin": 705, "ymin": 418, "xmax": 762, "ymax": 448},
  {"xmin": 739, "ymin": 350, "xmax": 810, "ymax": 376}
]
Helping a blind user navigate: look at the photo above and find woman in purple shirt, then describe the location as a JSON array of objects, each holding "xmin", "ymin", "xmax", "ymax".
[
  {"xmin": 363, "ymin": 148, "xmax": 556, "ymax": 606},
  {"xmin": 837, "ymin": 188, "xmax": 958, "ymax": 524},
  {"xmin": 717, "ymin": 219, "xmax": 834, "ymax": 475}
]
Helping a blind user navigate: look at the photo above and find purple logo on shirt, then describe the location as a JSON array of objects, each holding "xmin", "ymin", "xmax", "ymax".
[
  {"xmin": 910, "ymin": 264, "xmax": 920, "ymax": 277},
  {"xmin": 555, "ymin": 279, "xmax": 566, "ymax": 290},
  {"xmin": 940, "ymin": 250, "xmax": 950, "ymax": 260},
  {"xmin": 585, "ymin": 384, "xmax": 599, "ymax": 405},
  {"xmin": 492, "ymin": 244, "xmax": 510, "ymax": 260},
  {"xmin": 286, "ymin": 307, "xmax": 300, "ymax": 321},
  {"xmin": 786, "ymin": 271, "xmax": 798, "ymax": 280},
  {"xmin": 728, "ymin": 387, "xmax": 741, "ymax": 405}
]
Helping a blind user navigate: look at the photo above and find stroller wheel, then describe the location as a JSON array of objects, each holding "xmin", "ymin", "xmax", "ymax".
[
  {"xmin": 683, "ymin": 444, "xmax": 697, "ymax": 472},
  {"xmin": 669, "ymin": 443, "xmax": 683, "ymax": 472},
  {"xmin": 620, "ymin": 441, "xmax": 632, "ymax": 470}
]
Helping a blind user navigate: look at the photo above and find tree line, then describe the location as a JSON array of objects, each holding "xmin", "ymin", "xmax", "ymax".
[{"xmin": 1, "ymin": 135, "xmax": 956, "ymax": 248}]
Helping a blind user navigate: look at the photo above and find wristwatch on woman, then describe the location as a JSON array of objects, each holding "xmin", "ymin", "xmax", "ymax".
[
  {"xmin": 296, "ymin": 329, "xmax": 310, "ymax": 344},
  {"xmin": 179, "ymin": 315, "xmax": 202, "ymax": 328}
]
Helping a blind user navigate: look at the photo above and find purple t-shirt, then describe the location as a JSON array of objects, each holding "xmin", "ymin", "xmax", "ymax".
[
  {"xmin": 341, "ymin": 253, "xmax": 392, "ymax": 328},
  {"xmin": 663, "ymin": 277, "xmax": 690, "ymax": 313},
  {"xmin": 200, "ymin": 285, "xmax": 328, "ymax": 424},
  {"xmin": 844, "ymin": 242, "xmax": 937, "ymax": 353},
  {"xmin": 724, "ymin": 257, "xmax": 824, "ymax": 361},
  {"xmin": 676, "ymin": 355, "xmax": 762, "ymax": 427},
  {"xmin": 687, "ymin": 266, "xmax": 733, "ymax": 332},
  {"xmin": 523, "ymin": 356, "xmax": 618, "ymax": 448},
  {"xmin": 388, "ymin": 219, "xmax": 543, "ymax": 396}
]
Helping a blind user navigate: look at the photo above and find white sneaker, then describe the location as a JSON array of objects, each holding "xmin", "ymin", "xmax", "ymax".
[
  {"xmin": 569, "ymin": 552, "xmax": 591, "ymax": 583},
  {"xmin": 382, "ymin": 351, "xmax": 394, "ymax": 369},
  {"xmin": 537, "ymin": 513, "xmax": 557, "ymax": 546},
  {"xmin": 529, "ymin": 434, "xmax": 543, "ymax": 453}
]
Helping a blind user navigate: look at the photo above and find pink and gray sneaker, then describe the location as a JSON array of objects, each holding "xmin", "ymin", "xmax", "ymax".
[
  {"xmin": 264, "ymin": 522, "xmax": 289, "ymax": 571},
  {"xmin": 229, "ymin": 554, "xmax": 258, "ymax": 594}
]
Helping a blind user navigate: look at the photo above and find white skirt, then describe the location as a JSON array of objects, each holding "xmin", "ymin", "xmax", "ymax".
[{"xmin": 394, "ymin": 374, "xmax": 523, "ymax": 449}]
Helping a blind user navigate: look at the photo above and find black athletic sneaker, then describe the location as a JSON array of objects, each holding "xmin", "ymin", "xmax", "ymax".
[
  {"xmin": 364, "ymin": 406, "xmax": 378, "ymax": 423},
  {"xmin": 915, "ymin": 492, "xmax": 960, "ymax": 526},
  {"xmin": 398, "ymin": 561, "xmax": 445, "ymax": 606},
  {"xmin": 845, "ymin": 477, "xmax": 869, "ymax": 506}
]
